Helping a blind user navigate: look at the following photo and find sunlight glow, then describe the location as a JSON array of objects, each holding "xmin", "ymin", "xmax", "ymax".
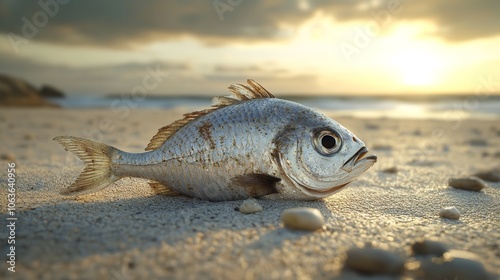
[
  {"xmin": 390, "ymin": 48, "xmax": 442, "ymax": 87},
  {"xmin": 5, "ymin": 12, "xmax": 497, "ymax": 95},
  {"xmin": 393, "ymin": 103, "xmax": 428, "ymax": 118}
]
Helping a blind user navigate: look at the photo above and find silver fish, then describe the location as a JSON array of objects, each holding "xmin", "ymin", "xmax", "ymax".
[{"xmin": 55, "ymin": 79, "xmax": 377, "ymax": 201}]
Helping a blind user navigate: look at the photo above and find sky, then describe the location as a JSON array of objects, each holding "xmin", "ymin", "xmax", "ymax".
[{"xmin": 0, "ymin": 0, "xmax": 499, "ymax": 96}]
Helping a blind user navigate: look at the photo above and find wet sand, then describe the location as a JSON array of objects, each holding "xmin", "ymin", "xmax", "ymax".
[{"xmin": 0, "ymin": 108, "xmax": 499, "ymax": 279}]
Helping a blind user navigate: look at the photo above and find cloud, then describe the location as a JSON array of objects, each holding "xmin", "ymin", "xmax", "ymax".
[
  {"xmin": 0, "ymin": 50, "xmax": 316, "ymax": 94},
  {"xmin": 212, "ymin": 64, "xmax": 291, "ymax": 76},
  {"xmin": 202, "ymin": 73, "xmax": 318, "ymax": 96},
  {"xmin": 386, "ymin": 0, "xmax": 500, "ymax": 42},
  {"xmin": 0, "ymin": 51, "xmax": 192, "ymax": 93},
  {"xmin": 0, "ymin": 0, "xmax": 498, "ymax": 48}
]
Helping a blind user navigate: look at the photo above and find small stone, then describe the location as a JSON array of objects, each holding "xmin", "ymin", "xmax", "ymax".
[
  {"xmin": 416, "ymin": 250, "xmax": 490, "ymax": 280},
  {"xmin": 473, "ymin": 170, "xmax": 500, "ymax": 182},
  {"xmin": 238, "ymin": 198, "xmax": 263, "ymax": 214},
  {"xmin": 0, "ymin": 153, "xmax": 15, "ymax": 161},
  {"xmin": 495, "ymin": 151, "xmax": 500, "ymax": 158},
  {"xmin": 281, "ymin": 207, "xmax": 325, "ymax": 231},
  {"xmin": 408, "ymin": 159, "xmax": 436, "ymax": 167},
  {"xmin": 373, "ymin": 144, "xmax": 392, "ymax": 151},
  {"xmin": 381, "ymin": 166, "xmax": 398, "ymax": 174},
  {"xmin": 468, "ymin": 139, "xmax": 488, "ymax": 146},
  {"xmin": 449, "ymin": 177, "xmax": 486, "ymax": 191},
  {"xmin": 344, "ymin": 247, "xmax": 405, "ymax": 275},
  {"xmin": 439, "ymin": 206, "xmax": 460, "ymax": 220},
  {"xmin": 23, "ymin": 133, "xmax": 34, "ymax": 140},
  {"xmin": 412, "ymin": 239, "xmax": 449, "ymax": 256},
  {"xmin": 365, "ymin": 123, "xmax": 379, "ymax": 130},
  {"xmin": 470, "ymin": 128, "xmax": 482, "ymax": 135}
]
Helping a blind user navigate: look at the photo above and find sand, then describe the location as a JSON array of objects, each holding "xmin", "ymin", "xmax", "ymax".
[{"xmin": 0, "ymin": 107, "xmax": 499, "ymax": 279}]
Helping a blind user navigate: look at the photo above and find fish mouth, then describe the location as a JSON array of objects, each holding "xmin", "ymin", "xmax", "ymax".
[
  {"xmin": 304, "ymin": 147, "xmax": 377, "ymax": 196},
  {"xmin": 276, "ymin": 143, "xmax": 377, "ymax": 199},
  {"xmin": 342, "ymin": 147, "xmax": 377, "ymax": 172}
]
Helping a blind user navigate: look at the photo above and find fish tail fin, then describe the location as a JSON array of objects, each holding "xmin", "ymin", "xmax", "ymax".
[{"xmin": 54, "ymin": 136, "xmax": 120, "ymax": 196}]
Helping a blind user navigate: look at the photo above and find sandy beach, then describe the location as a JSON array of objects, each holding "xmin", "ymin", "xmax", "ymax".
[{"xmin": 0, "ymin": 107, "xmax": 499, "ymax": 279}]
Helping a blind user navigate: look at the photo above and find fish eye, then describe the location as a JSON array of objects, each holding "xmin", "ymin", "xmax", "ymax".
[
  {"xmin": 313, "ymin": 130, "xmax": 342, "ymax": 156},
  {"xmin": 322, "ymin": 135, "xmax": 336, "ymax": 149}
]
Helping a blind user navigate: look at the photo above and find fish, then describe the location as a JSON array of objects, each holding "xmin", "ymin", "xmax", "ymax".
[{"xmin": 54, "ymin": 79, "xmax": 377, "ymax": 201}]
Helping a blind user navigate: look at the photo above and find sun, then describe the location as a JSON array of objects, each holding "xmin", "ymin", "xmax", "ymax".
[
  {"xmin": 401, "ymin": 56, "xmax": 436, "ymax": 86},
  {"xmin": 390, "ymin": 49, "xmax": 442, "ymax": 87}
]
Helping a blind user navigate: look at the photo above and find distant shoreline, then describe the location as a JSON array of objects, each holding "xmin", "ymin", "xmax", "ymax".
[
  {"xmin": 104, "ymin": 92, "xmax": 500, "ymax": 102},
  {"xmin": 45, "ymin": 94, "xmax": 500, "ymax": 120}
]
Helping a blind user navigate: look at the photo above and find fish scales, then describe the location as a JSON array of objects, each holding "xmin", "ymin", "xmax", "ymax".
[
  {"xmin": 126, "ymin": 99, "xmax": 298, "ymax": 201},
  {"xmin": 54, "ymin": 79, "xmax": 377, "ymax": 201}
]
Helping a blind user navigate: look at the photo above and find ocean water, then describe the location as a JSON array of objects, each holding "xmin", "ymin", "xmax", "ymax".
[{"xmin": 48, "ymin": 94, "xmax": 500, "ymax": 120}]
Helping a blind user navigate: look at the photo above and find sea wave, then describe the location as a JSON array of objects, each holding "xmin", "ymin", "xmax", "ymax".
[{"xmin": 47, "ymin": 94, "xmax": 500, "ymax": 120}]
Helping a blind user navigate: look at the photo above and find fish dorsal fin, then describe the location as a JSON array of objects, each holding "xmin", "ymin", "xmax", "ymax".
[
  {"xmin": 145, "ymin": 79, "xmax": 274, "ymax": 151},
  {"xmin": 211, "ymin": 79, "xmax": 274, "ymax": 107},
  {"xmin": 146, "ymin": 108, "xmax": 217, "ymax": 151}
]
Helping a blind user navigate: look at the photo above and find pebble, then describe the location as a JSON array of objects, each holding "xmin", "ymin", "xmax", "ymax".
[
  {"xmin": 365, "ymin": 123, "xmax": 379, "ymax": 130},
  {"xmin": 473, "ymin": 170, "xmax": 500, "ymax": 182},
  {"xmin": 238, "ymin": 198, "xmax": 263, "ymax": 214},
  {"xmin": 470, "ymin": 128, "xmax": 482, "ymax": 135},
  {"xmin": 415, "ymin": 250, "xmax": 490, "ymax": 280},
  {"xmin": 1, "ymin": 153, "xmax": 15, "ymax": 161},
  {"xmin": 24, "ymin": 133, "xmax": 34, "ymax": 140},
  {"xmin": 281, "ymin": 207, "xmax": 325, "ymax": 231},
  {"xmin": 344, "ymin": 247, "xmax": 405, "ymax": 275},
  {"xmin": 448, "ymin": 177, "xmax": 486, "ymax": 191},
  {"xmin": 411, "ymin": 239, "xmax": 449, "ymax": 256},
  {"xmin": 468, "ymin": 139, "xmax": 488, "ymax": 146},
  {"xmin": 373, "ymin": 144, "xmax": 392, "ymax": 151},
  {"xmin": 409, "ymin": 159, "xmax": 436, "ymax": 167},
  {"xmin": 381, "ymin": 166, "xmax": 398, "ymax": 174},
  {"xmin": 439, "ymin": 206, "xmax": 460, "ymax": 220}
]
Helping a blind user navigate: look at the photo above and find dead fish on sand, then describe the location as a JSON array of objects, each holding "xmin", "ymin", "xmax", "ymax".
[{"xmin": 55, "ymin": 80, "xmax": 377, "ymax": 201}]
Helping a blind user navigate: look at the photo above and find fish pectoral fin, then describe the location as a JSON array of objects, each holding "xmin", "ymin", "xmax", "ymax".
[
  {"xmin": 231, "ymin": 174, "xmax": 280, "ymax": 198},
  {"xmin": 148, "ymin": 181, "xmax": 180, "ymax": 196}
]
